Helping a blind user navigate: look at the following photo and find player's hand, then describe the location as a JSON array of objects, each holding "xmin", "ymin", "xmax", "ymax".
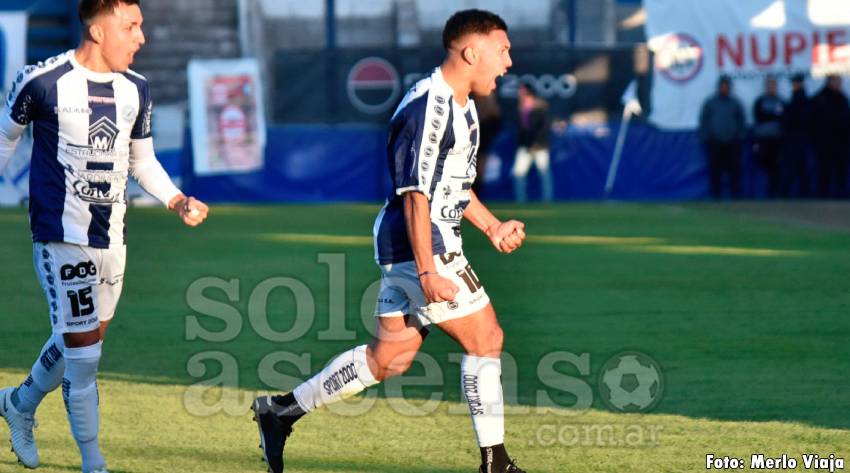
[
  {"xmin": 419, "ymin": 272, "xmax": 459, "ymax": 303},
  {"xmin": 170, "ymin": 195, "xmax": 209, "ymax": 227},
  {"xmin": 486, "ymin": 220, "xmax": 526, "ymax": 254}
]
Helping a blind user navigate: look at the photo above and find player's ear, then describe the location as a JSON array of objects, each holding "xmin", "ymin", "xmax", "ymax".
[
  {"xmin": 88, "ymin": 22, "xmax": 105, "ymax": 44},
  {"xmin": 461, "ymin": 46, "xmax": 477, "ymax": 65}
]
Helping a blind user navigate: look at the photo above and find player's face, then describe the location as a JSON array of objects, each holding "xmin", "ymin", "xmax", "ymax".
[
  {"xmin": 471, "ymin": 29, "xmax": 512, "ymax": 97},
  {"xmin": 100, "ymin": 3, "xmax": 146, "ymax": 72}
]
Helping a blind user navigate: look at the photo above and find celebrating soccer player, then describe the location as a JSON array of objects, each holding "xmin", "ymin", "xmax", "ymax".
[
  {"xmin": 0, "ymin": 1, "xmax": 208, "ymax": 472},
  {"xmin": 252, "ymin": 9, "xmax": 527, "ymax": 473}
]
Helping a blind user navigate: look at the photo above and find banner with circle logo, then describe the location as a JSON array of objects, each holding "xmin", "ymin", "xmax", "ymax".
[{"xmin": 646, "ymin": 0, "xmax": 850, "ymax": 129}]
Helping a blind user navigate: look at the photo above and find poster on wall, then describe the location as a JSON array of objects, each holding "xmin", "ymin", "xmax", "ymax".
[
  {"xmin": 0, "ymin": 11, "xmax": 29, "ymax": 206},
  {"xmin": 187, "ymin": 59, "xmax": 266, "ymax": 176},
  {"xmin": 0, "ymin": 11, "xmax": 27, "ymax": 94},
  {"xmin": 646, "ymin": 0, "xmax": 850, "ymax": 129}
]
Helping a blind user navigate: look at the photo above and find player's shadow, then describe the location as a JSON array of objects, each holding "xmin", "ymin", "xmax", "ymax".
[{"xmin": 291, "ymin": 456, "xmax": 470, "ymax": 473}]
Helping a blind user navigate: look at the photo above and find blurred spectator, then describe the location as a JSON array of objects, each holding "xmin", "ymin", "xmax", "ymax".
[
  {"xmin": 512, "ymin": 82, "xmax": 553, "ymax": 202},
  {"xmin": 811, "ymin": 75, "xmax": 850, "ymax": 198},
  {"xmin": 780, "ymin": 73, "xmax": 811, "ymax": 198},
  {"xmin": 699, "ymin": 75, "xmax": 746, "ymax": 199},
  {"xmin": 472, "ymin": 92, "xmax": 503, "ymax": 195},
  {"xmin": 752, "ymin": 76, "xmax": 784, "ymax": 198}
]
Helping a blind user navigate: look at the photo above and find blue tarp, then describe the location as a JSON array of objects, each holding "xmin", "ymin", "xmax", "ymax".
[{"xmin": 178, "ymin": 122, "xmax": 784, "ymax": 203}]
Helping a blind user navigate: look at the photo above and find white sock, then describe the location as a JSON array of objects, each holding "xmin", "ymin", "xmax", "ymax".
[
  {"xmin": 63, "ymin": 342, "xmax": 105, "ymax": 472},
  {"xmin": 293, "ymin": 345, "xmax": 378, "ymax": 412},
  {"xmin": 461, "ymin": 355, "xmax": 505, "ymax": 447},
  {"xmin": 13, "ymin": 334, "xmax": 66, "ymax": 414}
]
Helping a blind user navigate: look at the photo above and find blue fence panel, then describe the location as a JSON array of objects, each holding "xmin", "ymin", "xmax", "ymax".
[{"xmin": 181, "ymin": 122, "xmax": 723, "ymax": 203}]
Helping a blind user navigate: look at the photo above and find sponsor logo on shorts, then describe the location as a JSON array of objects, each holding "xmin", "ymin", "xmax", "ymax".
[{"xmin": 61, "ymin": 261, "xmax": 97, "ymax": 281}]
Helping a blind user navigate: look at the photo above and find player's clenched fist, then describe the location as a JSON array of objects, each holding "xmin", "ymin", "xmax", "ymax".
[
  {"xmin": 486, "ymin": 220, "xmax": 526, "ymax": 254},
  {"xmin": 419, "ymin": 272, "xmax": 460, "ymax": 303},
  {"xmin": 169, "ymin": 194, "xmax": 210, "ymax": 227}
]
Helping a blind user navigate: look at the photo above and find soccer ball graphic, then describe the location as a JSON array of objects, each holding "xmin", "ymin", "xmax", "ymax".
[{"xmin": 598, "ymin": 352, "xmax": 664, "ymax": 413}]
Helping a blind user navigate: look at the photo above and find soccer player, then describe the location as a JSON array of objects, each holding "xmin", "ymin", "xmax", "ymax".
[
  {"xmin": 252, "ymin": 9, "xmax": 526, "ymax": 473},
  {"xmin": 0, "ymin": 1, "xmax": 208, "ymax": 472}
]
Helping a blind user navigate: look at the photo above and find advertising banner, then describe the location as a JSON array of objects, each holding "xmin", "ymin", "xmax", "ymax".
[
  {"xmin": 647, "ymin": 0, "xmax": 850, "ymax": 129},
  {"xmin": 188, "ymin": 59, "xmax": 266, "ymax": 175}
]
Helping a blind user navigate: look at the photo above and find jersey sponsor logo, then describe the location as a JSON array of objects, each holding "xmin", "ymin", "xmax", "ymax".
[
  {"xmin": 89, "ymin": 116, "xmax": 119, "ymax": 151},
  {"xmin": 54, "ymin": 106, "xmax": 92, "ymax": 115},
  {"xmin": 66, "ymin": 165, "xmax": 124, "ymax": 204},
  {"xmin": 14, "ymin": 94, "xmax": 33, "ymax": 123},
  {"xmin": 60, "ymin": 261, "xmax": 97, "ymax": 281},
  {"xmin": 440, "ymin": 203, "xmax": 465, "ymax": 221},
  {"xmin": 72, "ymin": 179, "xmax": 121, "ymax": 204},
  {"xmin": 88, "ymin": 95, "xmax": 116, "ymax": 104},
  {"xmin": 142, "ymin": 100, "xmax": 152, "ymax": 136},
  {"xmin": 121, "ymin": 105, "xmax": 137, "ymax": 123}
]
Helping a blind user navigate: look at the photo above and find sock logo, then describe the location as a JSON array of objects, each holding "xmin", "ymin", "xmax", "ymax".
[
  {"xmin": 463, "ymin": 374, "xmax": 484, "ymax": 415},
  {"xmin": 322, "ymin": 363, "xmax": 359, "ymax": 396},
  {"xmin": 39, "ymin": 343, "xmax": 63, "ymax": 371}
]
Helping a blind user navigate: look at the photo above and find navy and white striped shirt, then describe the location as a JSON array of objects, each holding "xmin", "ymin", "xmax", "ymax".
[
  {"xmin": 5, "ymin": 50, "xmax": 162, "ymax": 248},
  {"xmin": 373, "ymin": 68, "xmax": 480, "ymax": 264}
]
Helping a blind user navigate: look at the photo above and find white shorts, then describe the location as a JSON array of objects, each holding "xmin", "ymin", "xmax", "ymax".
[
  {"xmin": 33, "ymin": 242, "xmax": 126, "ymax": 335},
  {"xmin": 375, "ymin": 250, "xmax": 490, "ymax": 326}
]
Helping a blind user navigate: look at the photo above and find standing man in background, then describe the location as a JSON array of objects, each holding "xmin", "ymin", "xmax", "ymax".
[
  {"xmin": 780, "ymin": 73, "xmax": 811, "ymax": 198},
  {"xmin": 0, "ymin": 1, "xmax": 208, "ymax": 472},
  {"xmin": 752, "ymin": 76, "xmax": 784, "ymax": 198},
  {"xmin": 471, "ymin": 91, "xmax": 503, "ymax": 195},
  {"xmin": 511, "ymin": 82, "xmax": 552, "ymax": 202},
  {"xmin": 811, "ymin": 75, "xmax": 850, "ymax": 198},
  {"xmin": 699, "ymin": 75, "xmax": 746, "ymax": 199}
]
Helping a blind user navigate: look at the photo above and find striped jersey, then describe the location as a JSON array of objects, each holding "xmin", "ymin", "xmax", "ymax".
[
  {"xmin": 5, "ymin": 50, "xmax": 153, "ymax": 248},
  {"xmin": 373, "ymin": 68, "xmax": 480, "ymax": 264}
]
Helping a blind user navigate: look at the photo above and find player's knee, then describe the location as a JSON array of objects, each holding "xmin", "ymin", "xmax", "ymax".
[
  {"xmin": 63, "ymin": 328, "xmax": 102, "ymax": 348},
  {"xmin": 372, "ymin": 350, "xmax": 417, "ymax": 381},
  {"xmin": 467, "ymin": 325, "xmax": 503, "ymax": 357}
]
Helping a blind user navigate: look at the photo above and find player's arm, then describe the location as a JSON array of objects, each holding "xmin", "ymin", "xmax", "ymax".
[
  {"xmin": 1, "ymin": 66, "xmax": 40, "ymax": 177},
  {"xmin": 128, "ymin": 81, "xmax": 208, "ymax": 226},
  {"xmin": 403, "ymin": 190, "xmax": 458, "ymax": 303},
  {"xmin": 464, "ymin": 189, "xmax": 525, "ymax": 254},
  {"xmin": 0, "ymin": 113, "xmax": 26, "ymax": 175},
  {"xmin": 129, "ymin": 138, "xmax": 208, "ymax": 226},
  {"xmin": 390, "ymin": 100, "xmax": 458, "ymax": 303}
]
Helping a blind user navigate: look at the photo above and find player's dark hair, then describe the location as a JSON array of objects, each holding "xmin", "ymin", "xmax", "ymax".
[
  {"xmin": 78, "ymin": 0, "xmax": 140, "ymax": 25},
  {"xmin": 442, "ymin": 9, "xmax": 508, "ymax": 50}
]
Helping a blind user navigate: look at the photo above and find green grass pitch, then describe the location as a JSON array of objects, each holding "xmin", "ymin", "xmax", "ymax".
[{"xmin": 0, "ymin": 202, "xmax": 848, "ymax": 472}]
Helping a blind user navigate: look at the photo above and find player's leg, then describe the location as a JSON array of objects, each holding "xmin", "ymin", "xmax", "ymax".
[
  {"xmin": 1, "ymin": 242, "xmax": 73, "ymax": 467},
  {"xmin": 63, "ymin": 329, "xmax": 106, "ymax": 473},
  {"xmin": 437, "ymin": 305, "xmax": 524, "ymax": 473},
  {"xmin": 252, "ymin": 266, "xmax": 429, "ymax": 473},
  {"xmin": 60, "ymin": 243, "xmax": 123, "ymax": 473},
  {"xmin": 511, "ymin": 147, "xmax": 533, "ymax": 203},
  {"xmin": 533, "ymin": 148, "xmax": 553, "ymax": 202}
]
